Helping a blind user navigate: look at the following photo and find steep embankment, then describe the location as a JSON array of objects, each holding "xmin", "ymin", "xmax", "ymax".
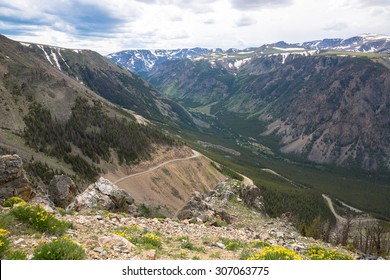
[{"xmin": 104, "ymin": 149, "xmax": 226, "ymax": 216}]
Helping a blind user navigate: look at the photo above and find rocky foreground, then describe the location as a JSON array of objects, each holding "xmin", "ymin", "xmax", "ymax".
[{"xmin": 0, "ymin": 154, "xmax": 360, "ymax": 260}]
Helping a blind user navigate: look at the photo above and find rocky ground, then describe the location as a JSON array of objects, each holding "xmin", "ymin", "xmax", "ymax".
[{"xmin": 0, "ymin": 153, "xmax": 365, "ymax": 260}]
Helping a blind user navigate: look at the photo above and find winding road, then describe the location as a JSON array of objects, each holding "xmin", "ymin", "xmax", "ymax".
[
  {"xmin": 114, "ymin": 150, "xmax": 201, "ymax": 184},
  {"xmin": 114, "ymin": 149, "xmax": 255, "ymax": 186},
  {"xmin": 322, "ymin": 194, "xmax": 346, "ymax": 223}
]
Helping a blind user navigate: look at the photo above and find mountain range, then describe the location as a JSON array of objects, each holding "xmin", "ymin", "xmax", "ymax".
[
  {"xmin": 107, "ymin": 34, "xmax": 390, "ymax": 76},
  {"xmin": 106, "ymin": 34, "xmax": 390, "ymax": 171}
]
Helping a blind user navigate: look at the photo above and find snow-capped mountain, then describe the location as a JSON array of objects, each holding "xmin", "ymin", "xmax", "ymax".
[
  {"xmin": 302, "ymin": 33, "xmax": 390, "ymax": 53},
  {"xmin": 107, "ymin": 48, "xmax": 213, "ymax": 76},
  {"xmin": 107, "ymin": 34, "xmax": 390, "ymax": 75}
]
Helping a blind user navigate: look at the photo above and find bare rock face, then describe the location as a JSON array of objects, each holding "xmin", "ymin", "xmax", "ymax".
[
  {"xmin": 49, "ymin": 175, "xmax": 78, "ymax": 208},
  {"xmin": 0, "ymin": 154, "xmax": 33, "ymax": 201},
  {"xmin": 175, "ymin": 191, "xmax": 213, "ymax": 220},
  {"xmin": 67, "ymin": 177, "xmax": 137, "ymax": 214},
  {"xmin": 175, "ymin": 179, "xmax": 266, "ymax": 224}
]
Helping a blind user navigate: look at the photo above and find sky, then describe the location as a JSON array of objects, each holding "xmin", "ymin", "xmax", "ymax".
[{"xmin": 0, "ymin": 0, "xmax": 389, "ymax": 55}]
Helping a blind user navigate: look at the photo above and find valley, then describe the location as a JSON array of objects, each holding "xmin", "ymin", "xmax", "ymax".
[
  {"xmin": 107, "ymin": 34, "xmax": 390, "ymax": 223},
  {"xmin": 0, "ymin": 33, "xmax": 389, "ymax": 260}
]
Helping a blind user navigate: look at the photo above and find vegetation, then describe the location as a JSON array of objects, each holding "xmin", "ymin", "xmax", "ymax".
[
  {"xmin": 307, "ymin": 245, "xmax": 353, "ymax": 260},
  {"xmin": 114, "ymin": 225, "xmax": 162, "ymax": 249},
  {"xmin": 11, "ymin": 204, "xmax": 73, "ymax": 235},
  {"xmin": 24, "ymin": 159, "xmax": 64, "ymax": 185},
  {"xmin": 23, "ymin": 97, "xmax": 179, "ymax": 182},
  {"xmin": 219, "ymin": 238, "xmax": 245, "ymax": 251},
  {"xmin": 3, "ymin": 196, "xmax": 25, "ymax": 208},
  {"xmin": 5, "ymin": 250, "xmax": 28, "ymax": 260},
  {"xmin": 248, "ymin": 246, "xmax": 302, "ymax": 260},
  {"xmin": 32, "ymin": 237, "xmax": 86, "ymax": 260},
  {"xmin": 177, "ymin": 236, "xmax": 205, "ymax": 252},
  {"xmin": 211, "ymin": 162, "xmax": 243, "ymax": 181},
  {"xmin": 0, "ymin": 228, "xmax": 10, "ymax": 258}
]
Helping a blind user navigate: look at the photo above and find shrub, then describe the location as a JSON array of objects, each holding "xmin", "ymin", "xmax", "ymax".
[
  {"xmin": 3, "ymin": 197, "xmax": 25, "ymax": 207},
  {"xmin": 114, "ymin": 226, "xmax": 162, "ymax": 249},
  {"xmin": 249, "ymin": 246, "xmax": 302, "ymax": 260},
  {"xmin": 251, "ymin": 241, "xmax": 271, "ymax": 248},
  {"xmin": 0, "ymin": 228, "xmax": 10, "ymax": 258},
  {"xmin": 6, "ymin": 250, "xmax": 27, "ymax": 260},
  {"xmin": 11, "ymin": 204, "xmax": 72, "ymax": 235},
  {"xmin": 32, "ymin": 237, "xmax": 86, "ymax": 260},
  {"xmin": 141, "ymin": 233, "xmax": 162, "ymax": 249},
  {"xmin": 211, "ymin": 217, "xmax": 227, "ymax": 227},
  {"xmin": 220, "ymin": 238, "xmax": 244, "ymax": 251},
  {"xmin": 307, "ymin": 245, "xmax": 354, "ymax": 260}
]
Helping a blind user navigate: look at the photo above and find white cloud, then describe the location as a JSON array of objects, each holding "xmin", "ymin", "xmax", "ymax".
[
  {"xmin": 0, "ymin": 0, "xmax": 389, "ymax": 54},
  {"xmin": 236, "ymin": 16, "xmax": 257, "ymax": 27}
]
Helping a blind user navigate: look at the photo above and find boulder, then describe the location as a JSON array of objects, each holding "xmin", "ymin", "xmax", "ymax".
[
  {"xmin": 49, "ymin": 175, "xmax": 78, "ymax": 208},
  {"xmin": 239, "ymin": 184, "xmax": 266, "ymax": 214},
  {"xmin": 67, "ymin": 177, "xmax": 137, "ymax": 214},
  {"xmin": 175, "ymin": 191, "xmax": 212, "ymax": 220},
  {"xmin": 30, "ymin": 194, "xmax": 59, "ymax": 214},
  {"xmin": 0, "ymin": 154, "xmax": 33, "ymax": 201}
]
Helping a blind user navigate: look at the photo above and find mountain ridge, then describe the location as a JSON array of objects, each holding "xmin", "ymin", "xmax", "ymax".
[{"xmin": 107, "ymin": 34, "xmax": 390, "ymax": 75}]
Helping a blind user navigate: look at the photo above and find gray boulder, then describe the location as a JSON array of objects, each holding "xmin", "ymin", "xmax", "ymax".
[
  {"xmin": 67, "ymin": 177, "xmax": 136, "ymax": 214},
  {"xmin": 49, "ymin": 175, "xmax": 78, "ymax": 208},
  {"xmin": 239, "ymin": 184, "xmax": 266, "ymax": 213},
  {"xmin": 175, "ymin": 191, "xmax": 212, "ymax": 220},
  {"xmin": 0, "ymin": 154, "xmax": 33, "ymax": 201}
]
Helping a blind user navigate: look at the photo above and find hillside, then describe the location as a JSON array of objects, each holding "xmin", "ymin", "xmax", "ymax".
[{"xmin": 0, "ymin": 34, "xmax": 201, "ymax": 190}]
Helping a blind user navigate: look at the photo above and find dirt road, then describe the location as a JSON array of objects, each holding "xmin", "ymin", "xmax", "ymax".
[{"xmin": 114, "ymin": 150, "xmax": 201, "ymax": 184}]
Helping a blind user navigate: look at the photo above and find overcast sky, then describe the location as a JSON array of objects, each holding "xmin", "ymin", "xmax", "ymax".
[{"xmin": 0, "ymin": 0, "xmax": 389, "ymax": 54}]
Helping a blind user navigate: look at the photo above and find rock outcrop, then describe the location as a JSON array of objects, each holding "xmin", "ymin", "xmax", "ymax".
[
  {"xmin": 175, "ymin": 191, "xmax": 213, "ymax": 220},
  {"xmin": 175, "ymin": 179, "xmax": 266, "ymax": 224},
  {"xmin": 0, "ymin": 154, "xmax": 32, "ymax": 201},
  {"xmin": 49, "ymin": 175, "xmax": 78, "ymax": 208},
  {"xmin": 67, "ymin": 177, "xmax": 137, "ymax": 215}
]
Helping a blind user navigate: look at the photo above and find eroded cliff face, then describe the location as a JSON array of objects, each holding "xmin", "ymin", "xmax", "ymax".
[{"xmin": 254, "ymin": 56, "xmax": 390, "ymax": 169}]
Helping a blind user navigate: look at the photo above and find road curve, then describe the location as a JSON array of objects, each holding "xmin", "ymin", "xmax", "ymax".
[
  {"xmin": 114, "ymin": 150, "xmax": 201, "ymax": 185},
  {"xmin": 322, "ymin": 194, "xmax": 346, "ymax": 223}
]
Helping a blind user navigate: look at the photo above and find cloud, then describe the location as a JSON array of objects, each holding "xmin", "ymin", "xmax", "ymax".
[
  {"xmin": 134, "ymin": 0, "xmax": 157, "ymax": 3},
  {"xmin": 0, "ymin": 1, "xmax": 130, "ymax": 38},
  {"xmin": 236, "ymin": 16, "xmax": 257, "ymax": 27},
  {"xmin": 170, "ymin": 16, "xmax": 183, "ymax": 22},
  {"xmin": 159, "ymin": 0, "xmax": 218, "ymax": 13},
  {"xmin": 357, "ymin": 0, "xmax": 390, "ymax": 6},
  {"xmin": 230, "ymin": 0, "xmax": 293, "ymax": 11},
  {"xmin": 204, "ymin": 19, "xmax": 215, "ymax": 24},
  {"xmin": 44, "ymin": 1, "xmax": 126, "ymax": 36},
  {"xmin": 323, "ymin": 22, "xmax": 348, "ymax": 31}
]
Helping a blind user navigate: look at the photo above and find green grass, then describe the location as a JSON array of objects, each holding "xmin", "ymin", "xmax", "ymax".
[
  {"xmin": 11, "ymin": 204, "xmax": 73, "ymax": 235},
  {"xmin": 32, "ymin": 237, "xmax": 86, "ymax": 260}
]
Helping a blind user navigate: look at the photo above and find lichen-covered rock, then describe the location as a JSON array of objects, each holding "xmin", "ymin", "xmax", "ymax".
[
  {"xmin": 67, "ymin": 177, "xmax": 137, "ymax": 214},
  {"xmin": 49, "ymin": 175, "xmax": 78, "ymax": 208},
  {"xmin": 0, "ymin": 154, "xmax": 33, "ymax": 201}
]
